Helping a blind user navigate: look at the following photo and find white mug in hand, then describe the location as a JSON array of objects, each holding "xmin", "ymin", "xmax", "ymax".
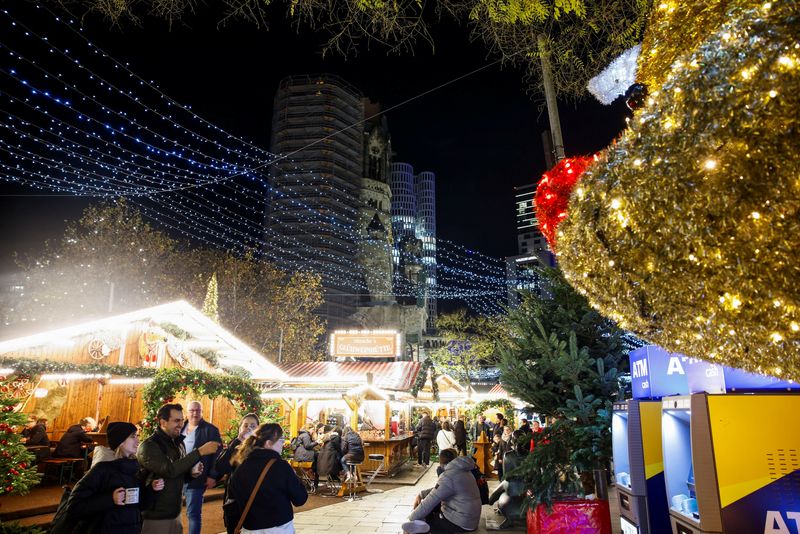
[{"xmin": 124, "ymin": 487, "xmax": 140, "ymax": 505}]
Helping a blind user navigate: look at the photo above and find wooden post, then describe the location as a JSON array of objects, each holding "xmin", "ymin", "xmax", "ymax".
[
  {"xmin": 384, "ymin": 400, "xmax": 391, "ymax": 439},
  {"xmin": 474, "ymin": 431, "xmax": 494, "ymax": 478},
  {"xmin": 342, "ymin": 396, "xmax": 360, "ymax": 431},
  {"xmin": 538, "ymin": 34, "xmax": 565, "ymax": 163}
]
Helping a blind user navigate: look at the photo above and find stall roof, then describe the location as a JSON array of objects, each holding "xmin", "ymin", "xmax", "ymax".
[
  {"xmin": 488, "ymin": 383, "xmax": 508, "ymax": 396},
  {"xmin": 0, "ymin": 300, "xmax": 287, "ymax": 380},
  {"xmin": 277, "ymin": 361, "xmax": 420, "ymax": 391}
]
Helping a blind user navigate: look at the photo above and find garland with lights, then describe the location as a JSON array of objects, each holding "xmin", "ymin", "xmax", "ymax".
[
  {"xmin": 0, "ymin": 393, "xmax": 42, "ymax": 496},
  {"xmin": 466, "ymin": 399, "xmax": 514, "ymax": 425},
  {"xmin": 0, "ymin": 358, "xmax": 157, "ymax": 379},
  {"xmin": 410, "ymin": 359, "xmax": 440, "ymax": 402},
  {"xmin": 534, "ymin": 155, "xmax": 598, "ymax": 250},
  {"xmin": 558, "ymin": 2, "xmax": 800, "ymax": 380},
  {"xmin": 140, "ymin": 368, "xmax": 262, "ymax": 435}
]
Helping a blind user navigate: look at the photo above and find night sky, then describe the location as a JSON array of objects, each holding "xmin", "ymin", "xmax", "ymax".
[{"xmin": 0, "ymin": 3, "xmax": 631, "ymax": 275}]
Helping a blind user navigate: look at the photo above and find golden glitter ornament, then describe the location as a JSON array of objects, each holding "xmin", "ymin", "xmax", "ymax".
[
  {"xmin": 558, "ymin": 2, "xmax": 800, "ymax": 380},
  {"xmin": 637, "ymin": 0, "xmax": 759, "ymax": 91}
]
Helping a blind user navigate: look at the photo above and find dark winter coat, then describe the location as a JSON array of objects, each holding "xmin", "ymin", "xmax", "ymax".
[
  {"xmin": 470, "ymin": 420, "xmax": 490, "ymax": 442},
  {"xmin": 211, "ymin": 438, "xmax": 243, "ymax": 503},
  {"xmin": 54, "ymin": 425, "xmax": 94, "ymax": 458},
  {"xmin": 415, "ymin": 416, "xmax": 436, "ymax": 441},
  {"xmin": 22, "ymin": 423, "xmax": 49, "ymax": 447},
  {"xmin": 181, "ymin": 418, "xmax": 222, "ymax": 489},
  {"xmin": 228, "ymin": 448, "xmax": 308, "ymax": 530},
  {"xmin": 454, "ymin": 421, "xmax": 468, "ymax": 448},
  {"xmin": 316, "ymin": 432, "xmax": 342, "ymax": 477},
  {"xmin": 291, "ymin": 431, "xmax": 319, "ymax": 463},
  {"xmin": 340, "ymin": 430, "xmax": 364, "ymax": 462},
  {"xmin": 136, "ymin": 427, "xmax": 202, "ymax": 520},
  {"xmin": 62, "ymin": 458, "xmax": 154, "ymax": 534},
  {"xmin": 501, "ymin": 450, "xmax": 526, "ymax": 497}
]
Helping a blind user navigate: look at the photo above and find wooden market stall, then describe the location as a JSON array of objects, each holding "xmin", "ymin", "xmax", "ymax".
[
  {"xmin": 259, "ymin": 361, "xmax": 422, "ymax": 476},
  {"xmin": 0, "ymin": 301, "xmax": 286, "ymax": 441}
]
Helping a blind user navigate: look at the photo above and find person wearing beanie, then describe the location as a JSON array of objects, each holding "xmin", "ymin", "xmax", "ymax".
[{"xmin": 51, "ymin": 422, "xmax": 166, "ymax": 534}]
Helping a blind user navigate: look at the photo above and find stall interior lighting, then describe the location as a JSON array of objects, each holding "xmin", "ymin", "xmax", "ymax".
[
  {"xmin": 108, "ymin": 378, "xmax": 153, "ymax": 385},
  {"xmin": 41, "ymin": 373, "xmax": 111, "ymax": 380}
]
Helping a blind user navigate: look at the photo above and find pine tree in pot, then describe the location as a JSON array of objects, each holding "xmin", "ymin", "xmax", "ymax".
[{"xmin": 498, "ymin": 269, "xmax": 627, "ymax": 532}]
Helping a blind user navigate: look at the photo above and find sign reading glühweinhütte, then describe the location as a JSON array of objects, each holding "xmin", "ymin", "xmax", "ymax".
[{"xmin": 330, "ymin": 331, "xmax": 402, "ymax": 358}]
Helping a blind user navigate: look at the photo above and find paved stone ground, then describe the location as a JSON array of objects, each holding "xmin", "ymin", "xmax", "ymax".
[{"xmin": 292, "ymin": 467, "xmax": 527, "ymax": 534}]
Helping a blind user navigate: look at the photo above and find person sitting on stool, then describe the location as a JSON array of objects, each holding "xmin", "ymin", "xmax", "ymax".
[
  {"xmin": 340, "ymin": 426, "xmax": 365, "ymax": 482},
  {"xmin": 21, "ymin": 416, "xmax": 50, "ymax": 463}
]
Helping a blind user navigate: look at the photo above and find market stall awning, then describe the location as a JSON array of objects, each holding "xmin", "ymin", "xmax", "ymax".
[
  {"xmin": 0, "ymin": 300, "xmax": 287, "ymax": 380},
  {"xmin": 277, "ymin": 361, "xmax": 420, "ymax": 391},
  {"xmin": 489, "ymin": 383, "xmax": 508, "ymax": 396}
]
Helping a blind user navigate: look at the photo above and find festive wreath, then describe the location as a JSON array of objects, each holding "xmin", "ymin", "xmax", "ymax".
[
  {"xmin": 467, "ymin": 398, "xmax": 514, "ymax": 423},
  {"xmin": 140, "ymin": 368, "xmax": 262, "ymax": 435}
]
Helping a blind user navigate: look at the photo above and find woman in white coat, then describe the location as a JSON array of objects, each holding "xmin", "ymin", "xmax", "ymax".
[{"xmin": 436, "ymin": 421, "xmax": 457, "ymax": 452}]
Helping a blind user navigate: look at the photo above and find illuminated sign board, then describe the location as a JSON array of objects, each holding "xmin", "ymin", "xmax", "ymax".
[{"xmin": 329, "ymin": 330, "xmax": 402, "ymax": 358}]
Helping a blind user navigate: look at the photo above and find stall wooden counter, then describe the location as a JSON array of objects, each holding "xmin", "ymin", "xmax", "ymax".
[{"xmin": 361, "ymin": 432, "xmax": 414, "ymax": 476}]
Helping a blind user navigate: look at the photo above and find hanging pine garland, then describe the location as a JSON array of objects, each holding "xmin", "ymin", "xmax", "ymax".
[
  {"xmin": 410, "ymin": 359, "xmax": 440, "ymax": 402},
  {"xmin": 141, "ymin": 368, "xmax": 262, "ymax": 435},
  {"xmin": 0, "ymin": 357, "xmax": 157, "ymax": 379}
]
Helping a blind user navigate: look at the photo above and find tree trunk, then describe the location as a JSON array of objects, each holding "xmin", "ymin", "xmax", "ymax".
[{"xmin": 538, "ymin": 34, "xmax": 565, "ymax": 163}]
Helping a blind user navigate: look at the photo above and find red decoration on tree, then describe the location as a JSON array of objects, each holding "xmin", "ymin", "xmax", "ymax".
[{"xmin": 534, "ymin": 155, "xmax": 598, "ymax": 250}]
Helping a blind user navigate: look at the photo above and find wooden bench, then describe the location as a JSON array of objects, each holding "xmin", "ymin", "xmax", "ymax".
[{"xmin": 41, "ymin": 458, "xmax": 83, "ymax": 485}]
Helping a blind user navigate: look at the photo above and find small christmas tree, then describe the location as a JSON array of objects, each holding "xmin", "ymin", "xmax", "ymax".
[
  {"xmin": 0, "ymin": 391, "xmax": 42, "ymax": 496},
  {"xmin": 202, "ymin": 272, "xmax": 219, "ymax": 323}
]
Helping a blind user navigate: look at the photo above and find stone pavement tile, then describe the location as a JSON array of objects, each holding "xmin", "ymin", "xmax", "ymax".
[{"xmin": 343, "ymin": 527, "xmax": 382, "ymax": 534}]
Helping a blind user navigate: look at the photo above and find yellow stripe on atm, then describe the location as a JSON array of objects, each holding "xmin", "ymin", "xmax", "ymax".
[
  {"xmin": 707, "ymin": 395, "xmax": 800, "ymax": 508},
  {"xmin": 641, "ymin": 401, "xmax": 665, "ymax": 479}
]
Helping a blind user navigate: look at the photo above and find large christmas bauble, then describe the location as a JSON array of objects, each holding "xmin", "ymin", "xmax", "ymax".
[{"xmin": 558, "ymin": 2, "xmax": 800, "ymax": 380}]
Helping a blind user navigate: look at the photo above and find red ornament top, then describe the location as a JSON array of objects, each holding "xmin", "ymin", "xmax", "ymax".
[{"xmin": 534, "ymin": 155, "xmax": 598, "ymax": 251}]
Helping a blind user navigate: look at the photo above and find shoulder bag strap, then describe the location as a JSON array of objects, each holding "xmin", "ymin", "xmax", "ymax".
[{"xmin": 234, "ymin": 458, "xmax": 277, "ymax": 534}]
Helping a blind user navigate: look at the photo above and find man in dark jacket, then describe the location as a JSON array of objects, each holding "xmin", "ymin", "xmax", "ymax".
[
  {"xmin": 54, "ymin": 417, "xmax": 95, "ymax": 458},
  {"xmin": 470, "ymin": 415, "xmax": 490, "ymax": 442},
  {"xmin": 415, "ymin": 414, "xmax": 436, "ymax": 467},
  {"xmin": 137, "ymin": 403, "xmax": 220, "ymax": 534},
  {"xmin": 181, "ymin": 401, "xmax": 222, "ymax": 534}
]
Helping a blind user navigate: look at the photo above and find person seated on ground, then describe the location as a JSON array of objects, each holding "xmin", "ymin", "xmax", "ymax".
[
  {"xmin": 403, "ymin": 448, "xmax": 482, "ymax": 534},
  {"xmin": 316, "ymin": 425, "xmax": 343, "ymax": 482},
  {"xmin": 436, "ymin": 421, "xmax": 457, "ymax": 453},
  {"xmin": 340, "ymin": 426, "xmax": 365, "ymax": 482},
  {"xmin": 54, "ymin": 417, "xmax": 96, "ymax": 459},
  {"xmin": 489, "ymin": 430, "xmax": 529, "ymax": 528},
  {"xmin": 292, "ymin": 423, "xmax": 321, "ymax": 488}
]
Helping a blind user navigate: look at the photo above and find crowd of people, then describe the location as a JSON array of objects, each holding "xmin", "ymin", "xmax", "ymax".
[{"xmin": 23, "ymin": 407, "xmax": 542, "ymax": 534}]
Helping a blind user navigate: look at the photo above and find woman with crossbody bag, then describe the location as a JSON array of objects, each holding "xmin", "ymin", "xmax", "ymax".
[{"xmin": 227, "ymin": 423, "xmax": 309, "ymax": 534}]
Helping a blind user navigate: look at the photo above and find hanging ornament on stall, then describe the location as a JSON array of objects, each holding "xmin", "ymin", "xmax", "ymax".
[
  {"xmin": 534, "ymin": 155, "xmax": 598, "ymax": 250},
  {"xmin": 557, "ymin": 1, "xmax": 800, "ymax": 380}
]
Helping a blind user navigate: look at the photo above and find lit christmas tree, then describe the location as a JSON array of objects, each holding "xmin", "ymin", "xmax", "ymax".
[
  {"xmin": 0, "ymin": 391, "xmax": 42, "ymax": 496},
  {"xmin": 202, "ymin": 272, "xmax": 219, "ymax": 323}
]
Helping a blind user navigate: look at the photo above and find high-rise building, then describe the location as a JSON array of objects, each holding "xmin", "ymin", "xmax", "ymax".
[
  {"xmin": 390, "ymin": 162, "xmax": 437, "ymax": 331},
  {"xmin": 268, "ymin": 74, "xmax": 364, "ymax": 327},
  {"xmin": 507, "ymin": 183, "xmax": 553, "ymax": 306},
  {"xmin": 514, "ymin": 183, "xmax": 552, "ymax": 263}
]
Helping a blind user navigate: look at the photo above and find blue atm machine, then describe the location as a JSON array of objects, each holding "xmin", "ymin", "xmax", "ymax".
[
  {"xmin": 613, "ymin": 346, "xmax": 689, "ymax": 534},
  {"xmin": 661, "ymin": 359, "xmax": 800, "ymax": 534}
]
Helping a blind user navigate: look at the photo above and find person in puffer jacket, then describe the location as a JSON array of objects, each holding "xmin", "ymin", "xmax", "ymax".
[
  {"xmin": 406, "ymin": 449, "xmax": 482, "ymax": 533},
  {"xmin": 340, "ymin": 426, "xmax": 365, "ymax": 481},
  {"xmin": 55, "ymin": 422, "xmax": 165, "ymax": 534},
  {"xmin": 415, "ymin": 414, "xmax": 436, "ymax": 467}
]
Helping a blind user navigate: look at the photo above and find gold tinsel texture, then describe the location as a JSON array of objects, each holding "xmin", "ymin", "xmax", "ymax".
[{"xmin": 558, "ymin": 2, "xmax": 800, "ymax": 380}]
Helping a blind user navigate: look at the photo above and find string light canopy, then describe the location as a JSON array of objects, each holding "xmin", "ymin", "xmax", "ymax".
[
  {"xmin": 558, "ymin": 1, "xmax": 800, "ymax": 380},
  {"xmin": 0, "ymin": 5, "xmax": 526, "ymax": 317}
]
